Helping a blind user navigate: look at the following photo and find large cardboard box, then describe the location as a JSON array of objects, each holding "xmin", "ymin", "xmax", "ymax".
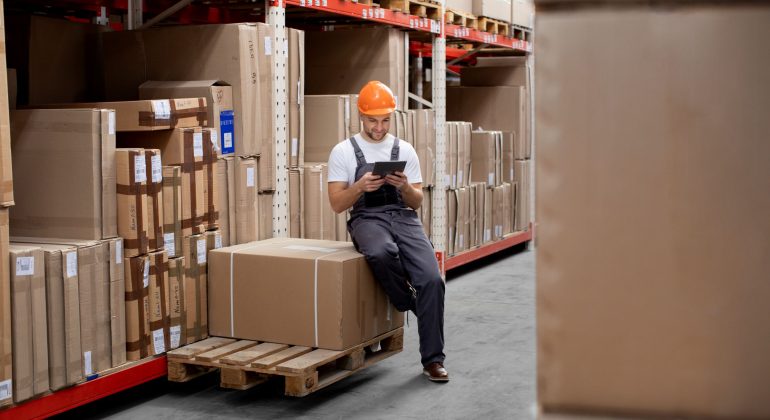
[
  {"xmin": 10, "ymin": 108, "xmax": 117, "ymax": 240},
  {"xmin": 288, "ymin": 168, "xmax": 304, "ymax": 239},
  {"xmin": 204, "ymin": 230, "xmax": 223, "ymax": 338},
  {"xmin": 447, "ymin": 0, "xmax": 473, "ymax": 14},
  {"xmin": 47, "ymin": 98, "xmax": 207, "ymax": 132},
  {"xmin": 208, "ymin": 238, "xmax": 403, "ymax": 350},
  {"xmin": 471, "ymin": 183, "xmax": 487, "ymax": 247},
  {"xmin": 459, "ymin": 122, "xmax": 472, "ymax": 188},
  {"xmin": 162, "ymin": 166, "xmax": 183, "ymax": 258},
  {"xmin": 514, "ymin": 159, "xmax": 531, "ymax": 232},
  {"xmin": 414, "ymin": 110, "xmax": 435, "ymax": 188},
  {"xmin": 468, "ymin": 185, "xmax": 478, "ymax": 249},
  {"xmin": 124, "ymin": 255, "xmax": 149, "ymax": 361},
  {"xmin": 202, "ymin": 128, "xmax": 220, "ymax": 231},
  {"xmin": 255, "ymin": 23, "xmax": 277, "ymax": 193},
  {"xmin": 258, "ymin": 193, "xmax": 273, "ymax": 241},
  {"xmin": 182, "ymin": 234, "xmax": 208, "ymax": 344},
  {"xmin": 502, "ymin": 131, "xmax": 515, "ymax": 183},
  {"xmin": 447, "ymin": 123, "xmax": 458, "ymax": 189},
  {"xmin": 303, "ymin": 163, "xmax": 335, "ymax": 241},
  {"xmin": 420, "ymin": 187, "xmax": 432, "ymax": 240},
  {"xmin": 9, "ymin": 245, "xmax": 48, "ymax": 402},
  {"xmin": 234, "ymin": 157, "xmax": 259, "ymax": 245},
  {"xmin": 536, "ymin": 5, "xmax": 770, "ymax": 418},
  {"xmin": 167, "ymin": 257, "xmax": 184, "ymax": 350},
  {"xmin": 288, "ymin": 29, "xmax": 305, "ymax": 169},
  {"xmin": 116, "ymin": 149, "xmax": 149, "ymax": 257},
  {"xmin": 144, "ymin": 149, "xmax": 164, "ymax": 252},
  {"xmin": 105, "ymin": 238, "xmax": 126, "ymax": 368},
  {"xmin": 473, "ymin": 0, "xmax": 512, "ymax": 22},
  {"xmin": 215, "ymin": 157, "xmax": 235, "ymax": 247},
  {"xmin": 512, "ymin": 0, "xmax": 534, "ymax": 28},
  {"xmin": 470, "ymin": 131, "xmax": 501, "ymax": 187},
  {"xmin": 147, "ymin": 250, "xmax": 169, "ymax": 357},
  {"xmin": 0, "ymin": 210, "xmax": 11, "ymax": 407},
  {"xmin": 0, "ymin": 11, "xmax": 11, "ymax": 207},
  {"xmin": 305, "ymin": 27, "xmax": 407, "ymax": 111},
  {"xmin": 483, "ymin": 187, "xmax": 493, "ymax": 244},
  {"xmin": 304, "ymin": 95, "xmax": 348, "ymax": 163},
  {"xmin": 447, "ymin": 190, "xmax": 457, "ymax": 256},
  {"xmin": 139, "ymin": 81, "xmax": 235, "ymax": 155}
]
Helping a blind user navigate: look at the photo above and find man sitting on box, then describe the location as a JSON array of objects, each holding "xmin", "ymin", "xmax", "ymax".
[{"xmin": 327, "ymin": 81, "xmax": 448, "ymax": 382}]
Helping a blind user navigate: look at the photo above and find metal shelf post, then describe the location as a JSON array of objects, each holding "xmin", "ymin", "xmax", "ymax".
[
  {"xmin": 431, "ymin": 0, "xmax": 447, "ymax": 270},
  {"xmin": 268, "ymin": 0, "xmax": 290, "ymax": 238}
]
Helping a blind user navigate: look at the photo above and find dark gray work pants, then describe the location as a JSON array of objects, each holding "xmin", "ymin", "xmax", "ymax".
[{"xmin": 349, "ymin": 209, "xmax": 445, "ymax": 367}]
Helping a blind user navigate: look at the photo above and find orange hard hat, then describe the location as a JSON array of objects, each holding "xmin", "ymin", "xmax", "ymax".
[{"xmin": 358, "ymin": 81, "xmax": 396, "ymax": 116}]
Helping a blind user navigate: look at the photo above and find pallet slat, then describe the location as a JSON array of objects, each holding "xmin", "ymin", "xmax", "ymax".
[
  {"xmin": 195, "ymin": 340, "xmax": 258, "ymax": 362},
  {"xmin": 220, "ymin": 343, "xmax": 289, "ymax": 366},
  {"xmin": 276, "ymin": 349, "xmax": 343, "ymax": 374},
  {"xmin": 167, "ymin": 337, "xmax": 235, "ymax": 360},
  {"xmin": 251, "ymin": 346, "xmax": 313, "ymax": 369}
]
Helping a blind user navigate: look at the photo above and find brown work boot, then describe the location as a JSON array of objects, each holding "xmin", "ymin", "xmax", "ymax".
[{"xmin": 423, "ymin": 362, "xmax": 449, "ymax": 382}]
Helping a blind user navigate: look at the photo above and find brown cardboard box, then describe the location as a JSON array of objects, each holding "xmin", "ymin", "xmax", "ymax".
[
  {"xmin": 288, "ymin": 29, "xmax": 305, "ymax": 169},
  {"xmin": 447, "ymin": 190, "xmax": 457, "ymax": 256},
  {"xmin": 470, "ymin": 131, "xmax": 499, "ymax": 187},
  {"xmin": 204, "ymin": 230, "xmax": 222, "ymax": 339},
  {"xmin": 234, "ymin": 157, "xmax": 258, "ymax": 245},
  {"xmin": 420, "ymin": 188, "xmax": 432, "ymax": 240},
  {"xmin": 494, "ymin": 185, "xmax": 506, "ymax": 240},
  {"xmin": 215, "ymin": 157, "xmax": 234, "ymax": 247},
  {"xmin": 105, "ymin": 238, "xmax": 126, "ymax": 368},
  {"xmin": 145, "ymin": 149, "xmax": 165, "ymax": 252},
  {"xmin": 116, "ymin": 149, "xmax": 149, "ymax": 257},
  {"xmin": 10, "ymin": 108, "xmax": 117, "ymax": 239},
  {"xmin": 468, "ymin": 185, "xmax": 477, "ymax": 249},
  {"xmin": 514, "ymin": 159, "xmax": 531, "ymax": 232},
  {"xmin": 208, "ymin": 238, "xmax": 403, "ymax": 350},
  {"xmin": 0, "ymin": 209, "xmax": 11, "ymax": 407},
  {"xmin": 501, "ymin": 182, "xmax": 512, "ymax": 235},
  {"xmin": 304, "ymin": 95, "xmax": 347, "ymax": 163},
  {"xmin": 258, "ymin": 193, "xmax": 274, "ymax": 241},
  {"xmin": 162, "ymin": 166, "xmax": 183, "ymax": 258},
  {"xmin": 9, "ymin": 245, "xmax": 48, "ymax": 402},
  {"xmin": 139, "ymin": 81, "xmax": 235, "ymax": 155},
  {"xmin": 458, "ymin": 188, "xmax": 471, "ymax": 252},
  {"xmin": 306, "ymin": 27, "xmax": 407, "ymax": 111},
  {"xmin": 335, "ymin": 210, "xmax": 349, "ymax": 243},
  {"xmin": 0, "ymin": 19, "xmax": 11, "ymax": 207},
  {"xmin": 118, "ymin": 127, "xmax": 207, "ymax": 237},
  {"xmin": 147, "ymin": 250, "xmax": 169, "ymax": 356},
  {"xmin": 256, "ymin": 23, "xmax": 276, "ymax": 193},
  {"xmin": 471, "ymin": 183, "xmax": 487, "ymax": 247},
  {"xmin": 167, "ymin": 257, "xmax": 184, "ymax": 350},
  {"xmin": 202, "ymin": 128, "xmax": 219, "ymax": 230},
  {"xmin": 483, "ymin": 186, "xmax": 493, "ymax": 244},
  {"xmin": 512, "ymin": 0, "xmax": 533, "ymax": 28},
  {"xmin": 303, "ymin": 163, "xmax": 335, "ymax": 241},
  {"xmin": 124, "ymin": 255, "xmax": 149, "ymax": 361},
  {"xmin": 502, "ymin": 131, "xmax": 515, "ymax": 183},
  {"xmin": 289, "ymin": 168, "xmax": 304, "ymax": 239},
  {"xmin": 456, "ymin": 123, "xmax": 467, "ymax": 188},
  {"xmin": 182, "ymin": 234, "xmax": 208, "ymax": 344},
  {"xmin": 414, "ymin": 110, "xmax": 435, "ymax": 187},
  {"xmin": 447, "ymin": 0, "xmax": 473, "ymax": 16},
  {"xmin": 447, "ymin": 123, "xmax": 458, "ymax": 189},
  {"xmin": 48, "ymin": 98, "xmax": 207, "ymax": 132},
  {"xmin": 461, "ymin": 122, "xmax": 472, "ymax": 188},
  {"xmin": 473, "ymin": 0, "xmax": 512, "ymax": 23}
]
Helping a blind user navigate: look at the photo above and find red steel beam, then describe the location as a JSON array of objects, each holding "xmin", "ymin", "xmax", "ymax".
[{"xmin": 446, "ymin": 229, "xmax": 532, "ymax": 271}]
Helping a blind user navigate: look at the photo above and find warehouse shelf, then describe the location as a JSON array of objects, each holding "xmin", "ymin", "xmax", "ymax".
[
  {"xmin": 286, "ymin": 0, "xmax": 441, "ymax": 34},
  {"xmin": 445, "ymin": 23, "xmax": 532, "ymax": 52},
  {"xmin": 446, "ymin": 227, "xmax": 532, "ymax": 271},
  {"xmin": 0, "ymin": 356, "xmax": 168, "ymax": 420}
]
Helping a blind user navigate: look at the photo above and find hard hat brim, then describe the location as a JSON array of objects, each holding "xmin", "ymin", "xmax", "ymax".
[{"xmin": 359, "ymin": 107, "xmax": 395, "ymax": 117}]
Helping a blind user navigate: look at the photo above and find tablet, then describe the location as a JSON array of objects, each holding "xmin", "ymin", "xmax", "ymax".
[{"xmin": 372, "ymin": 160, "xmax": 407, "ymax": 177}]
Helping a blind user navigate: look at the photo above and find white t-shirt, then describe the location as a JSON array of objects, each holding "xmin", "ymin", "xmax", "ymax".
[{"xmin": 328, "ymin": 133, "xmax": 423, "ymax": 186}]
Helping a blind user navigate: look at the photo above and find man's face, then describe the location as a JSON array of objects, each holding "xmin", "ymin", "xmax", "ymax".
[{"xmin": 361, "ymin": 114, "xmax": 391, "ymax": 142}]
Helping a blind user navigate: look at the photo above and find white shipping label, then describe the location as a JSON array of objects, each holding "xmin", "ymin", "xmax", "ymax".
[
  {"xmin": 197, "ymin": 239, "xmax": 207, "ymax": 264},
  {"xmin": 0, "ymin": 379, "xmax": 11, "ymax": 401},
  {"xmin": 151, "ymin": 155, "xmax": 163, "ymax": 183},
  {"xmin": 116, "ymin": 240, "xmax": 123, "ymax": 264},
  {"xmin": 135, "ymin": 155, "xmax": 147, "ymax": 183},
  {"xmin": 143, "ymin": 261, "xmax": 150, "ymax": 288},
  {"xmin": 108, "ymin": 111, "xmax": 116, "ymax": 135},
  {"xmin": 291, "ymin": 138, "xmax": 298, "ymax": 157},
  {"xmin": 84, "ymin": 351, "xmax": 93, "ymax": 376},
  {"xmin": 458, "ymin": 170, "xmax": 464, "ymax": 185},
  {"xmin": 224, "ymin": 132, "xmax": 233, "ymax": 149},
  {"xmin": 152, "ymin": 100, "xmax": 171, "ymax": 120},
  {"xmin": 164, "ymin": 233, "xmax": 176, "ymax": 257},
  {"xmin": 488, "ymin": 172, "xmax": 494, "ymax": 186},
  {"xmin": 246, "ymin": 167, "xmax": 255, "ymax": 187},
  {"xmin": 193, "ymin": 133, "xmax": 204, "ymax": 157},
  {"xmin": 210, "ymin": 129, "xmax": 218, "ymax": 148},
  {"xmin": 264, "ymin": 36, "xmax": 272, "ymax": 56},
  {"xmin": 485, "ymin": 229, "xmax": 491, "ymax": 242},
  {"xmin": 66, "ymin": 252, "xmax": 78, "ymax": 278},
  {"xmin": 170, "ymin": 326, "xmax": 181, "ymax": 349},
  {"xmin": 459, "ymin": 234, "xmax": 465, "ymax": 248},
  {"xmin": 15, "ymin": 256, "xmax": 34, "ymax": 276},
  {"xmin": 214, "ymin": 235, "xmax": 222, "ymax": 249},
  {"xmin": 152, "ymin": 329, "xmax": 166, "ymax": 355}
]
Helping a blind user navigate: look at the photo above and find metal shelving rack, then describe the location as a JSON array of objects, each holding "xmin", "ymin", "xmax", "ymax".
[{"xmin": 0, "ymin": 0, "xmax": 532, "ymax": 416}]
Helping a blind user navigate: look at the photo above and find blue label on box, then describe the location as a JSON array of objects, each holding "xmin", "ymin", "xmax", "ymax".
[{"xmin": 220, "ymin": 110, "xmax": 235, "ymax": 155}]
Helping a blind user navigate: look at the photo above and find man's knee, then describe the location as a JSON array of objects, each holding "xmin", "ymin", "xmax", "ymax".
[{"xmin": 362, "ymin": 241, "xmax": 400, "ymax": 264}]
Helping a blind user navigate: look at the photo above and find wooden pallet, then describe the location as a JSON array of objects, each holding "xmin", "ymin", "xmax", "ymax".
[
  {"xmin": 478, "ymin": 16, "xmax": 510, "ymax": 36},
  {"xmin": 167, "ymin": 328, "xmax": 404, "ymax": 397},
  {"xmin": 445, "ymin": 8, "xmax": 478, "ymax": 30},
  {"xmin": 380, "ymin": 0, "xmax": 442, "ymax": 20}
]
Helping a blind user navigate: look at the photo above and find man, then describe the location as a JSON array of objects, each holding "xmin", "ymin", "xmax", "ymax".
[{"xmin": 327, "ymin": 81, "xmax": 448, "ymax": 382}]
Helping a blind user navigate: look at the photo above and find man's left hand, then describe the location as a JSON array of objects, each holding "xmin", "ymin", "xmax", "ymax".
[{"xmin": 385, "ymin": 171, "xmax": 409, "ymax": 191}]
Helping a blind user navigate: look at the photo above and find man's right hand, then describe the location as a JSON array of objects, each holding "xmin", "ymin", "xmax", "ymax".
[{"xmin": 356, "ymin": 172, "xmax": 386, "ymax": 193}]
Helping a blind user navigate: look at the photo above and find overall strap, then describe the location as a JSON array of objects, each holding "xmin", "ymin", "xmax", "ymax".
[
  {"xmin": 349, "ymin": 137, "xmax": 367, "ymax": 166},
  {"xmin": 390, "ymin": 137, "xmax": 400, "ymax": 161}
]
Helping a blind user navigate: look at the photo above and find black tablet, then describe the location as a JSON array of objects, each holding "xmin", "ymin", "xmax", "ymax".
[{"xmin": 372, "ymin": 160, "xmax": 407, "ymax": 177}]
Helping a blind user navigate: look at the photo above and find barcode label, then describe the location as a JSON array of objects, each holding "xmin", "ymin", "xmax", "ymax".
[
  {"xmin": 143, "ymin": 260, "xmax": 150, "ymax": 288},
  {"xmin": 0, "ymin": 379, "xmax": 12, "ymax": 400},
  {"xmin": 66, "ymin": 252, "xmax": 78, "ymax": 278},
  {"xmin": 152, "ymin": 329, "xmax": 166, "ymax": 355},
  {"xmin": 488, "ymin": 172, "xmax": 494, "ymax": 186},
  {"xmin": 135, "ymin": 155, "xmax": 147, "ymax": 183},
  {"xmin": 170, "ymin": 326, "xmax": 181, "ymax": 349},
  {"xmin": 264, "ymin": 36, "xmax": 272, "ymax": 56},
  {"xmin": 84, "ymin": 351, "xmax": 93, "ymax": 376},
  {"xmin": 224, "ymin": 132, "xmax": 233, "ymax": 149},
  {"xmin": 152, "ymin": 100, "xmax": 171, "ymax": 120},
  {"xmin": 193, "ymin": 133, "xmax": 204, "ymax": 157},
  {"xmin": 210, "ymin": 129, "xmax": 218, "ymax": 149},
  {"xmin": 15, "ymin": 256, "xmax": 34, "ymax": 276},
  {"xmin": 484, "ymin": 229, "xmax": 491, "ymax": 242},
  {"xmin": 108, "ymin": 111, "xmax": 116, "ymax": 135},
  {"xmin": 116, "ymin": 240, "xmax": 123, "ymax": 263},
  {"xmin": 291, "ymin": 138, "xmax": 298, "ymax": 157},
  {"xmin": 151, "ymin": 155, "xmax": 162, "ymax": 183},
  {"xmin": 214, "ymin": 235, "xmax": 222, "ymax": 249},
  {"xmin": 197, "ymin": 239, "xmax": 207, "ymax": 264},
  {"xmin": 246, "ymin": 167, "xmax": 255, "ymax": 187},
  {"xmin": 164, "ymin": 233, "xmax": 176, "ymax": 257}
]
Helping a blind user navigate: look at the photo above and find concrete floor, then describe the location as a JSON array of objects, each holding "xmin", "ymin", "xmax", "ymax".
[{"xmin": 56, "ymin": 244, "xmax": 536, "ymax": 420}]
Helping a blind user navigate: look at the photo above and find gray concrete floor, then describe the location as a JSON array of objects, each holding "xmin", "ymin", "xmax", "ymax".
[{"xmin": 56, "ymin": 244, "xmax": 535, "ymax": 420}]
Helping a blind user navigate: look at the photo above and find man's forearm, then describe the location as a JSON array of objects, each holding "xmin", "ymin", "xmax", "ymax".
[
  {"xmin": 401, "ymin": 184, "xmax": 423, "ymax": 210},
  {"xmin": 330, "ymin": 183, "xmax": 362, "ymax": 214}
]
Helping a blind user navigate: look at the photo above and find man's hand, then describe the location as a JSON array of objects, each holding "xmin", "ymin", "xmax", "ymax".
[
  {"xmin": 384, "ymin": 171, "xmax": 409, "ymax": 191},
  {"xmin": 355, "ymin": 172, "xmax": 386, "ymax": 193}
]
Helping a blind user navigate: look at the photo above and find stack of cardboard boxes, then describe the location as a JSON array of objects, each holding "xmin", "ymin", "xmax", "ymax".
[{"xmin": 445, "ymin": 0, "xmax": 533, "ymax": 28}]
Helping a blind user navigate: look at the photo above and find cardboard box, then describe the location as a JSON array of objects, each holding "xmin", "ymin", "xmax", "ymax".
[
  {"xmin": 215, "ymin": 157, "xmax": 235, "ymax": 247},
  {"xmin": 447, "ymin": 0, "xmax": 473, "ymax": 14},
  {"xmin": 10, "ymin": 108, "xmax": 117, "ymax": 240},
  {"xmin": 348, "ymin": 94, "xmax": 361, "ymax": 139},
  {"xmin": 9, "ymin": 245, "xmax": 48, "ymax": 402},
  {"xmin": 447, "ymin": 190, "xmax": 457, "ymax": 256},
  {"xmin": 420, "ymin": 188, "xmax": 432, "ymax": 240},
  {"xmin": 139, "ymin": 81, "xmax": 235, "ymax": 155},
  {"xmin": 502, "ymin": 131, "xmax": 515, "ymax": 183},
  {"xmin": 414, "ymin": 110, "xmax": 435, "ymax": 187},
  {"xmin": 447, "ymin": 123, "xmax": 458, "ymax": 189},
  {"xmin": 255, "ymin": 23, "xmax": 277, "ymax": 193},
  {"xmin": 305, "ymin": 27, "xmax": 407, "ymax": 111},
  {"xmin": 472, "ymin": 183, "xmax": 487, "ymax": 247},
  {"xmin": 124, "ymin": 255, "xmax": 149, "ymax": 361},
  {"xmin": 116, "ymin": 148, "xmax": 149, "ymax": 257},
  {"xmin": 0, "ymin": 20, "xmax": 11, "ymax": 207},
  {"xmin": 289, "ymin": 168, "xmax": 304, "ymax": 239},
  {"xmin": 471, "ymin": 131, "xmax": 500, "ymax": 187},
  {"xmin": 105, "ymin": 238, "xmax": 126, "ymax": 368},
  {"xmin": 501, "ymin": 182, "xmax": 513, "ymax": 235},
  {"xmin": 118, "ymin": 127, "xmax": 207, "ymax": 237},
  {"xmin": 335, "ymin": 210, "xmax": 349, "ymax": 243},
  {"xmin": 457, "ymin": 188, "xmax": 471, "ymax": 252},
  {"xmin": 167, "ymin": 257, "xmax": 184, "ymax": 350},
  {"xmin": 468, "ymin": 185, "xmax": 478, "ymax": 249},
  {"xmin": 145, "ymin": 149, "xmax": 165, "ymax": 252},
  {"xmin": 182, "ymin": 234, "xmax": 208, "ymax": 344},
  {"xmin": 147, "ymin": 250, "xmax": 169, "ymax": 357},
  {"xmin": 483, "ymin": 186, "xmax": 493, "ymax": 244},
  {"xmin": 208, "ymin": 238, "xmax": 403, "ymax": 350},
  {"xmin": 162, "ymin": 166, "xmax": 183, "ymax": 258},
  {"xmin": 512, "ymin": 0, "xmax": 533, "ymax": 29},
  {"xmin": 473, "ymin": 0, "xmax": 512, "ymax": 23},
  {"xmin": 204, "ymin": 230, "xmax": 222, "ymax": 339},
  {"xmin": 304, "ymin": 95, "xmax": 348, "ymax": 163},
  {"xmin": 202, "ymin": 128, "xmax": 219, "ymax": 231},
  {"xmin": 234, "ymin": 157, "xmax": 258, "ymax": 245},
  {"xmin": 258, "ymin": 193, "xmax": 273, "ymax": 241},
  {"xmin": 514, "ymin": 159, "xmax": 530, "ymax": 232},
  {"xmin": 288, "ymin": 29, "xmax": 305, "ymax": 169},
  {"xmin": 303, "ymin": 163, "xmax": 335, "ymax": 241},
  {"xmin": 0, "ymin": 209, "xmax": 10, "ymax": 407},
  {"xmin": 459, "ymin": 122, "xmax": 472, "ymax": 188}
]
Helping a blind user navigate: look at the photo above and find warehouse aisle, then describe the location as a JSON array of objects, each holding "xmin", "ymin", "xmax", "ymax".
[{"xmin": 57, "ymin": 245, "xmax": 535, "ymax": 420}]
